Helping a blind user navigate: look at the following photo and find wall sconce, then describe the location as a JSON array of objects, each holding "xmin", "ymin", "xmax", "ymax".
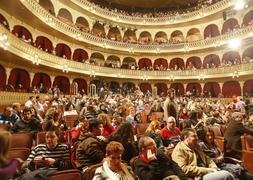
[
  {"xmin": 90, "ymin": 70, "xmax": 96, "ymax": 77},
  {"xmin": 62, "ymin": 64, "xmax": 69, "ymax": 73},
  {"xmin": 198, "ymin": 74, "xmax": 205, "ymax": 80},
  {"xmin": 232, "ymin": 71, "xmax": 239, "ymax": 78},
  {"xmin": 0, "ymin": 34, "xmax": 9, "ymax": 50},
  {"xmin": 169, "ymin": 75, "xmax": 175, "ymax": 81},
  {"xmin": 45, "ymin": 17, "xmax": 55, "ymax": 26},
  {"xmin": 31, "ymin": 54, "xmax": 41, "ymax": 65},
  {"xmin": 155, "ymin": 48, "xmax": 161, "ymax": 54},
  {"xmin": 141, "ymin": 75, "xmax": 148, "ymax": 81}
]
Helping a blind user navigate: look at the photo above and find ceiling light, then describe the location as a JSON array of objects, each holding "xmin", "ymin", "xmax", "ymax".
[
  {"xmin": 228, "ymin": 39, "xmax": 241, "ymax": 49},
  {"xmin": 234, "ymin": 0, "xmax": 245, "ymax": 11}
]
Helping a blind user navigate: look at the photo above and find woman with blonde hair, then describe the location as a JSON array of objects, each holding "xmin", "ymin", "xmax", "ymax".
[
  {"xmin": 145, "ymin": 120, "xmax": 164, "ymax": 149},
  {"xmin": 0, "ymin": 131, "xmax": 22, "ymax": 180},
  {"xmin": 98, "ymin": 113, "xmax": 115, "ymax": 137}
]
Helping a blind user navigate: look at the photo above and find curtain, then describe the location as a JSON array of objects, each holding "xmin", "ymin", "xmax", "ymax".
[
  {"xmin": 155, "ymin": 83, "xmax": 167, "ymax": 96},
  {"xmin": 35, "ymin": 36, "xmax": 53, "ymax": 53},
  {"xmin": 204, "ymin": 24, "xmax": 220, "ymax": 39},
  {"xmin": 73, "ymin": 78, "xmax": 87, "ymax": 93},
  {"xmin": 243, "ymin": 80, "xmax": 253, "ymax": 96},
  {"xmin": 222, "ymin": 81, "xmax": 241, "ymax": 97},
  {"xmin": 32, "ymin": 73, "xmax": 51, "ymax": 89},
  {"xmin": 53, "ymin": 76, "xmax": 70, "ymax": 94},
  {"xmin": 55, "ymin": 43, "xmax": 72, "ymax": 59},
  {"xmin": 170, "ymin": 83, "xmax": 184, "ymax": 95},
  {"xmin": 140, "ymin": 83, "xmax": 151, "ymax": 94},
  {"xmin": 222, "ymin": 51, "xmax": 241, "ymax": 64},
  {"xmin": 187, "ymin": 56, "xmax": 202, "ymax": 69},
  {"xmin": 153, "ymin": 58, "xmax": 168, "ymax": 69},
  {"xmin": 203, "ymin": 82, "xmax": 221, "ymax": 97},
  {"xmin": 138, "ymin": 58, "xmax": 152, "ymax": 69},
  {"xmin": 0, "ymin": 13, "xmax": 9, "ymax": 30},
  {"xmin": 169, "ymin": 58, "xmax": 185, "ymax": 70},
  {"xmin": 242, "ymin": 11, "xmax": 253, "ymax": 26},
  {"xmin": 0, "ymin": 65, "xmax": 6, "ymax": 90},
  {"xmin": 8, "ymin": 68, "xmax": 30, "ymax": 91},
  {"xmin": 73, "ymin": 49, "xmax": 88, "ymax": 62},
  {"xmin": 186, "ymin": 83, "xmax": 202, "ymax": 93},
  {"xmin": 221, "ymin": 18, "xmax": 240, "ymax": 34}
]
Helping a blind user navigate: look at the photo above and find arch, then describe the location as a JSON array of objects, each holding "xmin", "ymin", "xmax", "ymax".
[
  {"xmin": 186, "ymin": 28, "xmax": 202, "ymax": 42},
  {"xmin": 169, "ymin": 58, "xmax": 185, "ymax": 70},
  {"xmin": 73, "ymin": 78, "xmax": 87, "ymax": 93},
  {"xmin": 242, "ymin": 10, "xmax": 253, "ymax": 27},
  {"xmin": 123, "ymin": 29, "xmax": 137, "ymax": 43},
  {"xmin": 53, "ymin": 76, "xmax": 70, "ymax": 94},
  {"xmin": 75, "ymin": 16, "xmax": 90, "ymax": 32},
  {"xmin": 138, "ymin": 31, "xmax": 152, "ymax": 44},
  {"xmin": 0, "ymin": 13, "xmax": 9, "ymax": 30},
  {"xmin": 138, "ymin": 58, "xmax": 152, "ymax": 69},
  {"xmin": 55, "ymin": 43, "xmax": 71, "ymax": 59},
  {"xmin": 204, "ymin": 24, "xmax": 220, "ymax": 39},
  {"xmin": 170, "ymin": 83, "xmax": 184, "ymax": 95},
  {"xmin": 170, "ymin": 30, "xmax": 184, "ymax": 43},
  {"xmin": 57, "ymin": 8, "xmax": 73, "ymax": 23},
  {"xmin": 90, "ymin": 52, "xmax": 105, "ymax": 65},
  {"xmin": 242, "ymin": 46, "xmax": 253, "ymax": 60},
  {"xmin": 243, "ymin": 80, "xmax": 253, "ymax": 97},
  {"xmin": 39, "ymin": 0, "xmax": 55, "ymax": 15},
  {"xmin": 35, "ymin": 36, "xmax": 53, "ymax": 53},
  {"xmin": 8, "ymin": 68, "xmax": 30, "ymax": 92},
  {"xmin": 222, "ymin": 81, "xmax": 241, "ymax": 97},
  {"xmin": 154, "ymin": 31, "xmax": 168, "ymax": 44},
  {"xmin": 91, "ymin": 21, "xmax": 106, "ymax": 38},
  {"xmin": 122, "ymin": 82, "xmax": 135, "ymax": 93},
  {"xmin": 73, "ymin": 48, "xmax": 89, "ymax": 62},
  {"xmin": 221, "ymin": 18, "xmax": 240, "ymax": 34},
  {"xmin": 109, "ymin": 81, "xmax": 120, "ymax": 93},
  {"xmin": 203, "ymin": 82, "xmax": 220, "ymax": 97},
  {"xmin": 107, "ymin": 26, "xmax": 122, "ymax": 41},
  {"xmin": 153, "ymin": 58, "xmax": 168, "ymax": 70},
  {"xmin": 186, "ymin": 56, "xmax": 202, "ymax": 69},
  {"xmin": 32, "ymin": 73, "xmax": 51, "ymax": 90},
  {"xmin": 155, "ymin": 83, "xmax": 167, "ymax": 96},
  {"xmin": 203, "ymin": 54, "xmax": 220, "ymax": 68},
  {"xmin": 90, "ymin": 79, "xmax": 103, "ymax": 90},
  {"xmin": 0, "ymin": 65, "xmax": 6, "ymax": 90},
  {"xmin": 186, "ymin": 83, "xmax": 202, "ymax": 94},
  {"xmin": 222, "ymin": 51, "xmax": 241, "ymax": 65},
  {"xmin": 105, "ymin": 55, "xmax": 120, "ymax": 68},
  {"xmin": 12, "ymin": 25, "xmax": 33, "ymax": 43},
  {"xmin": 122, "ymin": 57, "xmax": 136, "ymax": 69},
  {"xmin": 139, "ymin": 83, "xmax": 151, "ymax": 94}
]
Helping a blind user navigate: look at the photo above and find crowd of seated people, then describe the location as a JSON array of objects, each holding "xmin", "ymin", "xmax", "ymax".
[{"xmin": 1, "ymin": 88, "xmax": 253, "ymax": 179}]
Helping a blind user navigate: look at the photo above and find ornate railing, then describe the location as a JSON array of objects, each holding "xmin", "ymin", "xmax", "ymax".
[
  {"xmin": 71, "ymin": 0, "xmax": 232, "ymax": 25},
  {"xmin": 18, "ymin": 0, "xmax": 253, "ymax": 53},
  {"xmin": 1, "ymin": 24, "xmax": 253, "ymax": 80}
]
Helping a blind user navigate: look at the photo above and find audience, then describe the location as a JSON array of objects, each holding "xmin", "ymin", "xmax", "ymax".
[{"xmin": 0, "ymin": 106, "xmax": 20, "ymax": 126}]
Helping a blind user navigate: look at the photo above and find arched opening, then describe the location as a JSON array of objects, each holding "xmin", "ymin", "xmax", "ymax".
[
  {"xmin": 169, "ymin": 58, "xmax": 185, "ymax": 70},
  {"xmin": 123, "ymin": 29, "xmax": 137, "ymax": 43},
  {"xmin": 222, "ymin": 81, "xmax": 241, "ymax": 97},
  {"xmin": 154, "ymin": 31, "xmax": 168, "ymax": 44},
  {"xmin": 138, "ymin": 31, "xmax": 152, "ymax": 44},
  {"xmin": 122, "ymin": 57, "xmax": 136, "ymax": 69},
  {"xmin": 105, "ymin": 55, "xmax": 121, "ymax": 68},
  {"xmin": 203, "ymin": 54, "xmax": 220, "ymax": 68},
  {"xmin": 75, "ymin": 16, "xmax": 90, "ymax": 33},
  {"xmin": 55, "ymin": 43, "xmax": 71, "ymax": 59},
  {"xmin": 0, "ymin": 65, "xmax": 6, "ymax": 90},
  {"xmin": 170, "ymin": 83, "xmax": 184, "ymax": 96},
  {"xmin": 186, "ymin": 28, "xmax": 202, "ymax": 42},
  {"xmin": 35, "ymin": 36, "xmax": 53, "ymax": 53},
  {"xmin": 39, "ymin": 0, "xmax": 55, "ymax": 15},
  {"xmin": 73, "ymin": 48, "xmax": 89, "ymax": 62},
  {"xmin": 8, "ymin": 68, "xmax": 30, "ymax": 92},
  {"xmin": 155, "ymin": 83, "xmax": 167, "ymax": 96},
  {"xmin": 170, "ymin": 30, "xmax": 184, "ymax": 43},
  {"xmin": 122, "ymin": 82, "xmax": 135, "ymax": 94},
  {"xmin": 153, "ymin": 58, "xmax": 168, "ymax": 70},
  {"xmin": 32, "ymin": 73, "xmax": 51, "ymax": 92},
  {"xmin": 53, "ymin": 76, "xmax": 70, "ymax": 94},
  {"xmin": 138, "ymin": 58, "xmax": 152, "ymax": 70},
  {"xmin": 204, "ymin": 24, "xmax": 220, "ymax": 39},
  {"xmin": 186, "ymin": 83, "xmax": 202, "ymax": 95},
  {"xmin": 203, "ymin": 82, "xmax": 220, "ymax": 97},
  {"xmin": 139, "ymin": 83, "xmax": 151, "ymax": 94},
  {"xmin": 107, "ymin": 26, "xmax": 122, "ymax": 41},
  {"xmin": 242, "ymin": 46, "xmax": 253, "ymax": 62},
  {"xmin": 243, "ymin": 80, "xmax": 253, "ymax": 97},
  {"xmin": 109, "ymin": 81, "xmax": 120, "ymax": 93},
  {"xmin": 57, "ymin": 8, "xmax": 73, "ymax": 24},
  {"xmin": 73, "ymin": 78, "xmax": 87, "ymax": 93},
  {"xmin": 222, "ymin": 51, "xmax": 241, "ymax": 65},
  {"xmin": 0, "ymin": 13, "xmax": 9, "ymax": 30},
  {"xmin": 186, "ymin": 56, "xmax": 202, "ymax": 69},
  {"xmin": 12, "ymin": 25, "xmax": 33, "ymax": 43},
  {"xmin": 242, "ymin": 10, "xmax": 253, "ymax": 27},
  {"xmin": 221, "ymin": 18, "xmax": 240, "ymax": 34},
  {"xmin": 91, "ymin": 21, "xmax": 106, "ymax": 38},
  {"xmin": 90, "ymin": 52, "xmax": 105, "ymax": 66}
]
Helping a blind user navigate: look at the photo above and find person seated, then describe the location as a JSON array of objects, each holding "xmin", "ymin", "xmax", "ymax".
[
  {"xmin": 20, "ymin": 126, "xmax": 72, "ymax": 178},
  {"xmin": 172, "ymin": 128, "xmax": 235, "ymax": 180},
  {"xmin": 93, "ymin": 141, "xmax": 136, "ymax": 180},
  {"xmin": 70, "ymin": 116, "xmax": 89, "ymax": 145},
  {"xmin": 76, "ymin": 118, "xmax": 105, "ymax": 172},
  {"xmin": 160, "ymin": 116, "xmax": 181, "ymax": 147},
  {"xmin": 98, "ymin": 113, "xmax": 115, "ymax": 137},
  {"xmin": 134, "ymin": 136, "xmax": 188, "ymax": 180},
  {"xmin": 145, "ymin": 120, "xmax": 164, "ymax": 150},
  {"xmin": 199, "ymin": 127, "xmax": 253, "ymax": 180},
  {"xmin": 224, "ymin": 112, "xmax": 253, "ymax": 159},
  {"xmin": 63, "ymin": 103, "xmax": 78, "ymax": 117},
  {"xmin": 0, "ymin": 131, "xmax": 23, "ymax": 180},
  {"xmin": 10, "ymin": 108, "xmax": 41, "ymax": 133},
  {"xmin": 0, "ymin": 106, "xmax": 20, "ymax": 126}
]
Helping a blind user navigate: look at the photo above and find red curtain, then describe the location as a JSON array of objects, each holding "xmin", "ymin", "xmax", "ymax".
[
  {"xmin": 204, "ymin": 24, "xmax": 220, "ymax": 39},
  {"xmin": 8, "ymin": 68, "xmax": 30, "ymax": 92},
  {"xmin": 170, "ymin": 83, "xmax": 184, "ymax": 95},
  {"xmin": 0, "ymin": 65, "xmax": 6, "ymax": 90},
  {"xmin": 139, "ymin": 83, "xmax": 151, "ymax": 94},
  {"xmin": 12, "ymin": 25, "xmax": 33, "ymax": 42},
  {"xmin": 169, "ymin": 58, "xmax": 185, "ymax": 70},
  {"xmin": 53, "ymin": 76, "xmax": 70, "ymax": 94},
  {"xmin": 243, "ymin": 80, "xmax": 253, "ymax": 96},
  {"xmin": 153, "ymin": 58, "xmax": 168, "ymax": 69},
  {"xmin": 73, "ymin": 49, "xmax": 89, "ymax": 62},
  {"xmin": 55, "ymin": 43, "xmax": 71, "ymax": 59},
  {"xmin": 35, "ymin": 36, "xmax": 53, "ymax": 53},
  {"xmin": 222, "ymin": 51, "xmax": 241, "ymax": 64},
  {"xmin": 138, "ymin": 58, "xmax": 152, "ymax": 69},
  {"xmin": 221, "ymin": 18, "xmax": 240, "ymax": 34},
  {"xmin": 155, "ymin": 83, "xmax": 167, "ymax": 96},
  {"xmin": 222, "ymin": 81, "xmax": 241, "ymax": 97},
  {"xmin": 242, "ymin": 46, "xmax": 253, "ymax": 59},
  {"xmin": 73, "ymin": 78, "xmax": 87, "ymax": 93},
  {"xmin": 186, "ymin": 83, "xmax": 202, "ymax": 93},
  {"xmin": 186, "ymin": 56, "xmax": 202, "ymax": 69},
  {"xmin": 32, "ymin": 73, "xmax": 51, "ymax": 89},
  {"xmin": 203, "ymin": 82, "xmax": 220, "ymax": 97},
  {"xmin": 242, "ymin": 10, "xmax": 253, "ymax": 26},
  {"xmin": 203, "ymin": 54, "xmax": 220, "ymax": 68},
  {"xmin": 0, "ymin": 13, "xmax": 9, "ymax": 30}
]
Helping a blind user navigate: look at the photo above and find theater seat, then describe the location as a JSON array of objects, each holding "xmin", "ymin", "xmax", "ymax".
[
  {"xmin": 49, "ymin": 169, "xmax": 83, "ymax": 180},
  {"xmin": 0, "ymin": 124, "xmax": 11, "ymax": 131},
  {"xmin": 83, "ymin": 162, "xmax": 103, "ymax": 180},
  {"xmin": 64, "ymin": 115, "xmax": 78, "ymax": 129},
  {"xmin": 7, "ymin": 148, "xmax": 31, "ymax": 161},
  {"xmin": 135, "ymin": 123, "xmax": 149, "ymax": 139},
  {"xmin": 242, "ymin": 150, "xmax": 253, "ymax": 175},
  {"xmin": 10, "ymin": 132, "xmax": 33, "ymax": 149},
  {"xmin": 36, "ymin": 131, "xmax": 46, "ymax": 145}
]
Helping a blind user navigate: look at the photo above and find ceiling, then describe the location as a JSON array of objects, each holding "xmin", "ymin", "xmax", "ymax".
[{"xmin": 90, "ymin": 0, "xmax": 201, "ymax": 10}]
